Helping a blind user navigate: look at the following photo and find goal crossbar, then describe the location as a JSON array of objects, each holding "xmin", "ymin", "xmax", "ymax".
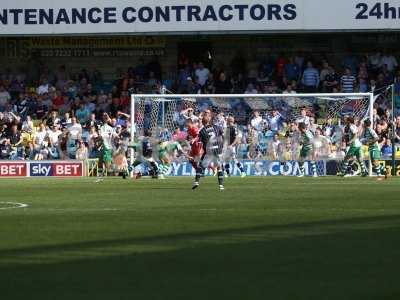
[{"xmin": 132, "ymin": 93, "xmax": 373, "ymax": 98}]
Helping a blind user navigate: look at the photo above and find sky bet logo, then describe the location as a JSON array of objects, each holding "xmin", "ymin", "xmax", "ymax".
[{"xmin": 30, "ymin": 162, "xmax": 82, "ymax": 177}]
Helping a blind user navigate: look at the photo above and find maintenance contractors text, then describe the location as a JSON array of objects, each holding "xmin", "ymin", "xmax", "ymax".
[{"xmin": 0, "ymin": 1, "xmax": 400, "ymax": 34}]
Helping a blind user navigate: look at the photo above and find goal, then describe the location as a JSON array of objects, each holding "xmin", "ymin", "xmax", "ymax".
[{"xmin": 130, "ymin": 93, "xmax": 375, "ymax": 176}]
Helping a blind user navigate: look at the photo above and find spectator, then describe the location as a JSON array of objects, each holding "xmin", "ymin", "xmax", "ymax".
[
  {"xmin": 275, "ymin": 54, "xmax": 287, "ymax": 79},
  {"xmin": 267, "ymin": 109, "xmax": 283, "ymax": 133},
  {"xmin": 204, "ymin": 73, "xmax": 216, "ymax": 94},
  {"xmin": 214, "ymin": 111, "xmax": 226, "ymax": 128},
  {"xmin": 88, "ymin": 126, "xmax": 99, "ymax": 157},
  {"xmin": 320, "ymin": 61, "xmax": 330, "ymax": 83},
  {"xmin": 268, "ymin": 133, "xmax": 282, "ymax": 160},
  {"xmin": 33, "ymin": 123, "xmax": 48, "ymax": 156},
  {"xmin": 395, "ymin": 116, "xmax": 400, "ymax": 143},
  {"xmin": 308, "ymin": 116, "xmax": 318, "ymax": 133},
  {"xmin": 75, "ymin": 140, "xmax": 89, "ymax": 160},
  {"xmin": 37, "ymin": 78, "xmax": 50, "ymax": 95},
  {"xmin": 215, "ymin": 73, "xmax": 232, "ymax": 94},
  {"xmin": 296, "ymin": 108, "xmax": 310, "ymax": 126},
  {"xmin": 48, "ymin": 124, "xmax": 62, "ymax": 147},
  {"xmin": 0, "ymin": 138, "xmax": 11, "ymax": 159},
  {"xmin": 244, "ymin": 83, "xmax": 258, "ymax": 94},
  {"xmin": 183, "ymin": 77, "xmax": 200, "ymax": 94},
  {"xmin": 194, "ymin": 62, "xmax": 210, "ymax": 87},
  {"xmin": 302, "ymin": 62, "xmax": 319, "ymax": 92},
  {"xmin": 231, "ymin": 73, "xmax": 246, "ymax": 94},
  {"xmin": 172, "ymin": 127, "xmax": 187, "ymax": 142},
  {"xmin": 322, "ymin": 67, "xmax": 339, "ymax": 92},
  {"xmin": 358, "ymin": 61, "xmax": 369, "ymax": 82},
  {"xmin": 36, "ymin": 97, "xmax": 49, "ymax": 120},
  {"xmin": 46, "ymin": 110, "xmax": 61, "ymax": 128},
  {"xmin": 381, "ymin": 50, "xmax": 398, "ymax": 73},
  {"xmin": 341, "ymin": 68, "xmax": 357, "ymax": 93},
  {"xmin": 147, "ymin": 71, "xmax": 160, "ymax": 89},
  {"xmin": 359, "ymin": 78, "xmax": 369, "ymax": 93},
  {"xmin": 250, "ymin": 111, "xmax": 265, "ymax": 132},
  {"xmin": 75, "ymin": 103, "xmax": 91, "ymax": 125},
  {"xmin": 0, "ymin": 85, "xmax": 11, "ymax": 112},
  {"xmin": 381, "ymin": 138, "xmax": 393, "ymax": 157},
  {"xmin": 342, "ymin": 50, "xmax": 358, "ymax": 75},
  {"xmin": 22, "ymin": 116, "xmax": 34, "ymax": 133},
  {"xmin": 52, "ymin": 90, "xmax": 65, "ymax": 110},
  {"xmin": 180, "ymin": 107, "xmax": 199, "ymax": 123},
  {"xmin": 368, "ymin": 51, "xmax": 382, "ymax": 73},
  {"xmin": 284, "ymin": 56, "xmax": 301, "ymax": 82},
  {"xmin": 68, "ymin": 117, "xmax": 82, "ymax": 140},
  {"xmin": 282, "ymin": 84, "xmax": 296, "ymax": 94}
]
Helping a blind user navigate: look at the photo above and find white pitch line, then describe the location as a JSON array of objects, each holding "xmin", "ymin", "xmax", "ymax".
[
  {"xmin": 0, "ymin": 202, "xmax": 29, "ymax": 210},
  {"xmin": 14, "ymin": 207, "xmax": 400, "ymax": 213},
  {"xmin": 46, "ymin": 208, "xmax": 120, "ymax": 212}
]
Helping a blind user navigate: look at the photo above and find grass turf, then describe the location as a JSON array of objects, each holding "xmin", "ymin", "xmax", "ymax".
[{"xmin": 0, "ymin": 176, "xmax": 399, "ymax": 300}]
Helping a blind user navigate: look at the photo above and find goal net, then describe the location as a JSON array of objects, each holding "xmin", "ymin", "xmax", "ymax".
[{"xmin": 130, "ymin": 93, "xmax": 374, "ymax": 176}]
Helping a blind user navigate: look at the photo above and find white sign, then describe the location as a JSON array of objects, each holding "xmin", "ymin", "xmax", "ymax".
[{"xmin": 0, "ymin": 0, "xmax": 400, "ymax": 35}]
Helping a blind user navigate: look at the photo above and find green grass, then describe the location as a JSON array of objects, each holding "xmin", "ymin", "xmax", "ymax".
[{"xmin": 0, "ymin": 177, "xmax": 399, "ymax": 300}]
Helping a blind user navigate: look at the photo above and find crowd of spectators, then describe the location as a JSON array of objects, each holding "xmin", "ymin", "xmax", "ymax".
[{"xmin": 0, "ymin": 49, "xmax": 399, "ymax": 162}]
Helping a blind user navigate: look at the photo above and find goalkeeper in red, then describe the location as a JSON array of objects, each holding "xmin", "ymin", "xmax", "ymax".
[{"xmin": 192, "ymin": 109, "xmax": 225, "ymax": 191}]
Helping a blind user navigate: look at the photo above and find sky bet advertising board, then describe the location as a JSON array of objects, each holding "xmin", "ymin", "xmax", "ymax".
[
  {"xmin": 1, "ymin": 1, "xmax": 400, "ymax": 35},
  {"xmin": 0, "ymin": 161, "xmax": 83, "ymax": 177}
]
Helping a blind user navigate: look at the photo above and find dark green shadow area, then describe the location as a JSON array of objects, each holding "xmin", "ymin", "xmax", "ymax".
[{"xmin": 1, "ymin": 215, "xmax": 400, "ymax": 300}]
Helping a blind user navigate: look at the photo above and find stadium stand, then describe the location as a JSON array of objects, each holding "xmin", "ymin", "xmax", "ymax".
[{"xmin": 0, "ymin": 51, "xmax": 399, "ymax": 162}]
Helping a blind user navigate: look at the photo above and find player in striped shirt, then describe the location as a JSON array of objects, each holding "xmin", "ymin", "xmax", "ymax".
[
  {"xmin": 193, "ymin": 109, "xmax": 225, "ymax": 191},
  {"xmin": 223, "ymin": 116, "xmax": 246, "ymax": 177},
  {"xmin": 361, "ymin": 119, "xmax": 387, "ymax": 179},
  {"xmin": 297, "ymin": 122, "xmax": 318, "ymax": 177},
  {"xmin": 341, "ymin": 117, "xmax": 368, "ymax": 177}
]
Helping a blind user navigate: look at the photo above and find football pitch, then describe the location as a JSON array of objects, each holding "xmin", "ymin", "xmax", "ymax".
[{"xmin": 0, "ymin": 177, "xmax": 399, "ymax": 300}]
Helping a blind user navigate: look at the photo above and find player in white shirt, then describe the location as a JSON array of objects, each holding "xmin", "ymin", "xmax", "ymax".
[
  {"xmin": 96, "ymin": 113, "xmax": 117, "ymax": 182},
  {"xmin": 340, "ymin": 117, "xmax": 368, "ymax": 177}
]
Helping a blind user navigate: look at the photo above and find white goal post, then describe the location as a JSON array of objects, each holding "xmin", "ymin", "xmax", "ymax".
[{"xmin": 130, "ymin": 93, "xmax": 375, "ymax": 176}]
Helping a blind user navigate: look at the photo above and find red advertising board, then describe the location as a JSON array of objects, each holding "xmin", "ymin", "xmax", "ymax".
[
  {"xmin": 53, "ymin": 162, "xmax": 83, "ymax": 177},
  {"xmin": 0, "ymin": 162, "xmax": 27, "ymax": 177}
]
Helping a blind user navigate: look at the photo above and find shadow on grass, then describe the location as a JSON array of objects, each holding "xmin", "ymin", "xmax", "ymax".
[{"xmin": 1, "ymin": 215, "xmax": 400, "ymax": 300}]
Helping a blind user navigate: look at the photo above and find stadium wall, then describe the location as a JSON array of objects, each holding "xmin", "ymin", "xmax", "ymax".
[{"xmin": 1, "ymin": 33, "xmax": 400, "ymax": 81}]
